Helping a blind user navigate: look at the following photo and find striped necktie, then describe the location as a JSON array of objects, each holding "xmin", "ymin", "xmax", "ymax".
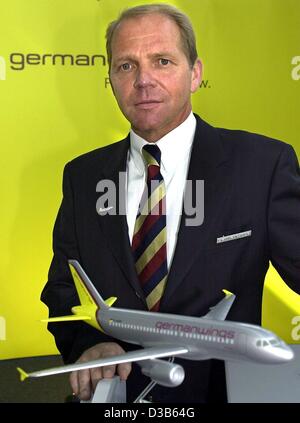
[{"xmin": 132, "ymin": 144, "xmax": 168, "ymax": 312}]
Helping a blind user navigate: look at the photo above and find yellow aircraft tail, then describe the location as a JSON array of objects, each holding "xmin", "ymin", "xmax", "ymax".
[{"xmin": 42, "ymin": 260, "xmax": 117, "ymax": 332}]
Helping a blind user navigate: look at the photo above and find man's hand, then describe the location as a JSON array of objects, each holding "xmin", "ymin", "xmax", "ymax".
[{"xmin": 70, "ymin": 342, "xmax": 132, "ymax": 401}]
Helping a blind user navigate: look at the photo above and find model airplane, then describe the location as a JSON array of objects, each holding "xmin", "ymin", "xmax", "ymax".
[{"xmin": 17, "ymin": 260, "xmax": 294, "ymax": 388}]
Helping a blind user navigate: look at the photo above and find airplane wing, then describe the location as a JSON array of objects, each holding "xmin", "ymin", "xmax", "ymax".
[
  {"xmin": 17, "ymin": 346, "xmax": 188, "ymax": 380},
  {"xmin": 203, "ymin": 289, "xmax": 236, "ymax": 321}
]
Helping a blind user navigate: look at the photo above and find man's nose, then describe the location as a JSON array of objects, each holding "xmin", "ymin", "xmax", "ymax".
[{"xmin": 133, "ymin": 66, "xmax": 157, "ymax": 89}]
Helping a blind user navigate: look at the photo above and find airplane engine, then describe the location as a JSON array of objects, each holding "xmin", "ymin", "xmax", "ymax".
[{"xmin": 139, "ymin": 359, "xmax": 185, "ymax": 387}]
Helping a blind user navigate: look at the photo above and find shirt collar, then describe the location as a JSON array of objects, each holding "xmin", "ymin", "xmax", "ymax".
[{"xmin": 129, "ymin": 112, "xmax": 196, "ymax": 176}]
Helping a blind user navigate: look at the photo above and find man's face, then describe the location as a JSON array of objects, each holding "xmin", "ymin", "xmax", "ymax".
[{"xmin": 109, "ymin": 13, "xmax": 202, "ymax": 142}]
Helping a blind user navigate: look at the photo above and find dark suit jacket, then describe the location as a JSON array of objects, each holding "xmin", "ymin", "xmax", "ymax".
[{"xmin": 41, "ymin": 114, "xmax": 300, "ymax": 402}]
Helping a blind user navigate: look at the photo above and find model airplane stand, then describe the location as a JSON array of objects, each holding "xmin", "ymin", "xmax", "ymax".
[
  {"xmin": 81, "ymin": 375, "xmax": 155, "ymax": 403},
  {"xmin": 81, "ymin": 376, "xmax": 126, "ymax": 403}
]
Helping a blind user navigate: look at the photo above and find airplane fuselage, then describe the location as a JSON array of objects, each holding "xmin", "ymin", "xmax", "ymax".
[{"xmin": 97, "ymin": 307, "xmax": 292, "ymax": 364}]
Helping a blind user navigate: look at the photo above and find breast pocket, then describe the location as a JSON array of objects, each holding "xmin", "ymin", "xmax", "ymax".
[
  {"xmin": 204, "ymin": 226, "xmax": 253, "ymax": 292},
  {"xmin": 209, "ymin": 225, "xmax": 253, "ymax": 252}
]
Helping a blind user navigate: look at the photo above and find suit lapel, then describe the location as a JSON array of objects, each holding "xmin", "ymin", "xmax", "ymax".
[
  {"xmin": 95, "ymin": 137, "xmax": 147, "ymax": 307},
  {"xmin": 161, "ymin": 115, "xmax": 231, "ymax": 308}
]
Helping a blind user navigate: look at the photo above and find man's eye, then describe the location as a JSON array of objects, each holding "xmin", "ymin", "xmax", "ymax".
[
  {"xmin": 159, "ymin": 58, "xmax": 170, "ymax": 66},
  {"xmin": 121, "ymin": 63, "xmax": 131, "ymax": 71}
]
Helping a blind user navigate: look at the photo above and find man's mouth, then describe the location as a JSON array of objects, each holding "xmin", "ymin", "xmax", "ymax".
[{"xmin": 134, "ymin": 100, "xmax": 162, "ymax": 109}]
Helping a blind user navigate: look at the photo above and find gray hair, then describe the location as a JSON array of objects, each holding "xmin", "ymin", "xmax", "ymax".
[{"xmin": 106, "ymin": 3, "xmax": 198, "ymax": 71}]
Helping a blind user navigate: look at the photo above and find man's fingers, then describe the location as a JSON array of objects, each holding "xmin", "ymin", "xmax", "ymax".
[
  {"xmin": 90, "ymin": 367, "xmax": 103, "ymax": 392},
  {"xmin": 90, "ymin": 362, "xmax": 132, "ymax": 394},
  {"xmin": 69, "ymin": 370, "xmax": 79, "ymax": 396},
  {"xmin": 78, "ymin": 369, "xmax": 92, "ymax": 401},
  {"xmin": 68, "ymin": 343, "xmax": 129, "ymax": 400},
  {"xmin": 117, "ymin": 362, "xmax": 132, "ymax": 380},
  {"xmin": 102, "ymin": 364, "xmax": 116, "ymax": 378}
]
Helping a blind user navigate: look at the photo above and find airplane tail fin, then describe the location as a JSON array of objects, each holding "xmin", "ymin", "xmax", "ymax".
[
  {"xmin": 42, "ymin": 260, "xmax": 117, "ymax": 332},
  {"xmin": 203, "ymin": 289, "xmax": 236, "ymax": 321},
  {"xmin": 68, "ymin": 260, "xmax": 117, "ymax": 311}
]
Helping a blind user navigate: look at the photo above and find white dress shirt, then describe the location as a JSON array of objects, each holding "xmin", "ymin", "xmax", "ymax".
[{"xmin": 126, "ymin": 112, "xmax": 196, "ymax": 269}]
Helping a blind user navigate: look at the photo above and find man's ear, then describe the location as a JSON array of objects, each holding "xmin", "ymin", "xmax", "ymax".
[{"xmin": 191, "ymin": 59, "xmax": 203, "ymax": 93}]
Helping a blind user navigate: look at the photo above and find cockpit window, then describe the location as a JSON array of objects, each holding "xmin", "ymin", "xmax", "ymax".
[
  {"xmin": 269, "ymin": 339, "xmax": 280, "ymax": 346},
  {"xmin": 256, "ymin": 339, "xmax": 278, "ymax": 347}
]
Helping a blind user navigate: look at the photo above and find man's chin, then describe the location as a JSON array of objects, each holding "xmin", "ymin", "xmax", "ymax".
[
  {"xmin": 131, "ymin": 118, "xmax": 159, "ymax": 131},
  {"xmin": 131, "ymin": 122, "xmax": 162, "ymax": 138}
]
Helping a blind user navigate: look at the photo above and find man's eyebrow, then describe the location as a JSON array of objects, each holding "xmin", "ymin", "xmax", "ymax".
[
  {"xmin": 112, "ymin": 56, "xmax": 135, "ymax": 66},
  {"xmin": 113, "ymin": 52, "xmax": 177, "ymax": 64},
  {"xmin": 151, "ymin": 52, "xmax": 177, "ymax": 58}
]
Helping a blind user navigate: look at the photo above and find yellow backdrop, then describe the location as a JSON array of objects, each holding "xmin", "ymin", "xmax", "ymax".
[{"xmin": 0, "ymin": 0, "xmax": 299, "ymax": 359}]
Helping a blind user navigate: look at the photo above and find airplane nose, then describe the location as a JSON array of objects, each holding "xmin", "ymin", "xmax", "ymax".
[
  {"xmin": 281, "ymin": 347, "xmax": 294, "ymax": 361},
  {"xmin": 271, "ymin": 345, "xmax": 294, "ymax": 362}
]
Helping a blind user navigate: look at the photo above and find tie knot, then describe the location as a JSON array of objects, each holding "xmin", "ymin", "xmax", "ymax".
[{"xmin": 142, "ymin": 144, "xmax": 161, "ymax": 167}]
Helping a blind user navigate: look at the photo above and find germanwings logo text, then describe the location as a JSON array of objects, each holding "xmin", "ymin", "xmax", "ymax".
[{"xmin": 0, "ymin": 56, "xmax": 6, "ymax": 80}]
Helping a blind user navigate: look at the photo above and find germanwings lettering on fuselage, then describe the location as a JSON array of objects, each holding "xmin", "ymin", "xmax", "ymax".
[{"xmin": 155, "ymin": 321, "xmax": 235, "ymax": 339}]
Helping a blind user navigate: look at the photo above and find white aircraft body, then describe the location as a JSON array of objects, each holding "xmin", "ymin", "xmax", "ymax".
[{"xmin": 18, "ymin": 260, "xmax": 294, "ymax": 388}]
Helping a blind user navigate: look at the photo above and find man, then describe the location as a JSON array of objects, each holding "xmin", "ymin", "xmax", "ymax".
[{"xmin": 41, "ymin": 4, "xmax": 300, "ymax": 403}]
